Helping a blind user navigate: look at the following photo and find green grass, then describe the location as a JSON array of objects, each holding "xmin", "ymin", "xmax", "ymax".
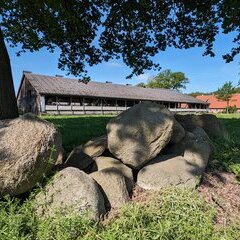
[
  {"xmin": 43, "ymin": 115, "xmax": 114, "ymax": 153},
  {"xmin": 216, "ymin": 113, "xmax": 240, "ymax": 141},
  {"xmin": 211, "ymin": 114, "xmax": 240, "ymax": 179},
  {"xmin": 1, "ymin": 188, "xmax": 239, "ymax": 240}
]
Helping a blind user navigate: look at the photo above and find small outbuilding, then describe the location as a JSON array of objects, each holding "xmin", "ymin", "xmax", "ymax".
[{"xmin": 17, "ymin": 72, "xmax": 209, "ymax": 115}]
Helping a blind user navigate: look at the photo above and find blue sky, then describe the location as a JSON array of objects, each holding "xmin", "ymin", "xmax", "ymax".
[{"xmin": 7, "ymin": 32, "xmax": 240, "ymax": 94}]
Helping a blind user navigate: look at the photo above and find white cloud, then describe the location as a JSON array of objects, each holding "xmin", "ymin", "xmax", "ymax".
[
  {"xmin": 106, "ymin": 62, "xmax": 122, "ymax": 67},
  {"xmin": 135, "ymin": 73, "xmax": 150, "ymax": 82}
]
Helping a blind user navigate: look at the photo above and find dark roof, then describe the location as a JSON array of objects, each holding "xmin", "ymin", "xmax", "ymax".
[{"xmin": 21, "ymin": 73, "xmax": 207, "ymax": 105}]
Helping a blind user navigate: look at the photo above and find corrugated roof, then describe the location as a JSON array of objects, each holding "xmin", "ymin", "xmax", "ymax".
[
  {"xmin": 196, "ymin": 94, "xmax": 240, "ymax": 108},
  {"xmin": 23, "ymin": 73, "xmax": 207, "ymax": 105}
]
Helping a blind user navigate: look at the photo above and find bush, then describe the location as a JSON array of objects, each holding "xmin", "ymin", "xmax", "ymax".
[{"xmin": 224, "ymin": 106, "xmax": 237, "ymax": 114}]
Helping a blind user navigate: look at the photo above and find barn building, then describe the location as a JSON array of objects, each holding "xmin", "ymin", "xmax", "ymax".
[{"xmin": 17, "ymin": 72, "xmax": 209, "ymax": 115}]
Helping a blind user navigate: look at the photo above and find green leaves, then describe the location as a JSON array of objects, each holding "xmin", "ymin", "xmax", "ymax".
[
  {"xmin": 216, "ymin": 81, "xmax": 236, "ymax": 113},
  {"xmin": 137, "ymin": 69, "xmax": 189, "ymax": 91},
  {"xmin": 0, "ymin": 1, "xmax": 240, "ymax": 78}
]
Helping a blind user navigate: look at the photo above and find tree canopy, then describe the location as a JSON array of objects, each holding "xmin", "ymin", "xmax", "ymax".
[
  {"xmin": 139, "ymin": 69, "xmax": 189, "ymax": 91},
  {"xmin": 136, "ymin": 70, "xmax": 189, "ymax": 90},
  {"xmin": 1, "ymin": 0, "xmax": 240, "ymax": 78},
  {"xmin": 188, "ymin": 92, "xmax": 212, "ymax": 97},
  {"xmin": 216, "ymin": 81, "xmax": 235, "ymax": 103},
  {"xmin": 216, "ymin": 81, "xmax": 240, "ymax": 113},
  {"xmin": 1, "ymin": 1, "xmax": 240, "ymax": 119}
]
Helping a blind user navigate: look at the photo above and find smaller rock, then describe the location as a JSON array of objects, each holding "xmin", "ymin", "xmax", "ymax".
[
  {"xmin": 184, "ymin": 127, "xmax": 212, "ymax": 171},
  {"xmin": 94, "ymin": 156, "xmax": 134, "ymax": 192},
  {"xmin": 164, "ymin": 127, "xmax": 213, "ymax": 160},
  {"xmin": 163, "ymin": 131, "xmax": 195, "ymax": 156},
  {"xmin": 171, "ymin": 119, "xmax": 185, "ymax": 144},
  {"xmin": 65, "ymin": 145, "xmax": 94, "ymax": 170},
  {"xmin": 55, "ymin": 147, "xmax": 66, "ymax": 166},
  {"xmin": 90, "ymin": 168, "xmax": 130, "ymax": 209},
  {"xmin": 137, "ymin": 155, "xmax": 203, "ymax": 190},
  {"xmin": 83, "ymin": 135, "xmax": 107, "ymax": 158},
  {"xmin": 35, "ymin": 167, "xmax": 106, "ymax": 220},
  {"xmin": 175, "ymin": 113, "xmax": 229, "ymax": 139}
]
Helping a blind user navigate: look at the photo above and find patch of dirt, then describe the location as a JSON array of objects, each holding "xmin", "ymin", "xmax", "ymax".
[
  {"xmin": 131, "ymin": 185, "xmax": 152, "ymax": 203},
  {"xmin": 198, "ymin": 171, "xmax": 240, "ymax": 225}
]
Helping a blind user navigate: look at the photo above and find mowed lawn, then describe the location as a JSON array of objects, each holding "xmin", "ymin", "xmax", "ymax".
[
  {"xmin": 43, "ymin": 113, "xmax": 240, "ymax": 153},
  {"xmin": 43, "ymin": 115, "xmax": 114, "ymax": 153},
  {"xmin": 216, "ymin": 113, "xmax": 240, "ymax": 140}
]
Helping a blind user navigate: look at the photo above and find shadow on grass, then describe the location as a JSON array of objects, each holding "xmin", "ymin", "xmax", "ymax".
[
  {"xmin": 218, "ymin": 117, "xmax": 240, "ymax": 141},
  {"xmin": 43, "ymin": 115, "xmax": 114, "ymax": 153}
]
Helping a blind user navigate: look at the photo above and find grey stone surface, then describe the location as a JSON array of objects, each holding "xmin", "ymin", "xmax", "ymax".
[
  {"xmin": 65, "ymin": 145, "xmax": 94, "ymax": 170},
  {"xmin": 83, "ymin": 135, "xmax": 107, "ymax": 158},
  {"xmin": 94, "ymin": 156, "xmax": 134, "ymax": 192},
  {"xmin": 137, "ymin": 155, "xmax": 202, "ymax": 190},
  {"xmin": 107, "ymin": 102, "xmax": 174, "ymax": 169},
  {"xmin": 90, "ymin": 168, "xmax": 130, "ymax": 209},
  {"xmin": 183, "ymin": 127, "xmax": 212, "ymax": 170},
  {"xmin": 35, "ymin": 167, "xmax": 106, "ymax": 220},
  {"xmin": 0, "ymin": 114, "xmax": 62, "ymax": 196},
  {"xmin": 170, "ymin": 119, "xmax": 185, "ymax": 144},
  {"xmin": 175, "ymin": 113, "xmax": 229, "ymax": 139}
]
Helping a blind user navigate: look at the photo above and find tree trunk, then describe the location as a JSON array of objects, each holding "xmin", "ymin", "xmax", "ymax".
[
  {"xmin": 0, "ymin": 28, "xmax": 19, "ymax": 120},
  {"xmin": 226, "ymin": 100, "xmax": 229, "ymax": 114}
]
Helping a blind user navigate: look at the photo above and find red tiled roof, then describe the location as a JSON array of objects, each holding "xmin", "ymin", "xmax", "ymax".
[{"xmin": 196, "ymin": 94, "xmax": 240, "ymax": 109}]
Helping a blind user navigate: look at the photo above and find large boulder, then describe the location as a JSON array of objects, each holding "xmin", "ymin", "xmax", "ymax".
[
  {"xmin": 65, "ymin": 145, "xmax": 94, "ymax": 170},
  {"xmin": 107, "ymin": 102, "xmax": 174, "ymax": 169},
  {"xmin": 0, "ymin": 114, "xmax": 62, "ymax": 196},
  {"xmin": 90, "ymin": 168, "xmax": 130, "ymax": 209},
  {"xmin": 83, "ymin": 135, "xmax": 107, "ymax": 158},
  {"xmin": 175, "ymin": 113, "xmax": 228, "ymax": 139},
  {"xmin": 94, "ymin": 156, "xmax": 134, "ymax": 192},
  {"xmin": 35, "ymin": 167, "xmax": 106, "ymax": 220},
  {"xmin": 137, "ymin": 155, "xmax": 203, "ymax": 190}
]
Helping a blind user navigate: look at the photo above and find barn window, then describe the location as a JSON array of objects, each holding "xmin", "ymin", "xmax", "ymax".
[
  {"xmin": 46, "ymin": 96, "xmax": 56, "ymax": 105},
  {"xmin": 103, "ymin": 99, "xmax": 116, "ymax": 106},
  {"xmin": 84, "ymin": 98, "xmax": 100, "ymax": 106},
  {"xmin": 58, "ymin": 96, "xmax": 70, "ymax": 105},
  {"xmin": 117, "ymin": 100, "xmax": 125, "ymax": 107},
  {"xmin": 170, "ymin": 102, "xmax": 175, "ymax": 108},
  {"xmin": 126, "ymin": 100, "xmax": 134, "ymax": 107},
  {"xmin": 162, "ymin": 102, "xmax": 168, "ymax": 108},
  {"xmin": 72, "ymin": 98, "xmax": 83, "ymax": 106}
]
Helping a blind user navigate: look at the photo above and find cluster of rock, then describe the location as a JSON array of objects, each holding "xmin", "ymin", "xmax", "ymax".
[{"xmin": 0, "ymin": 102, "xmax": 228, "ymax": 220}]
